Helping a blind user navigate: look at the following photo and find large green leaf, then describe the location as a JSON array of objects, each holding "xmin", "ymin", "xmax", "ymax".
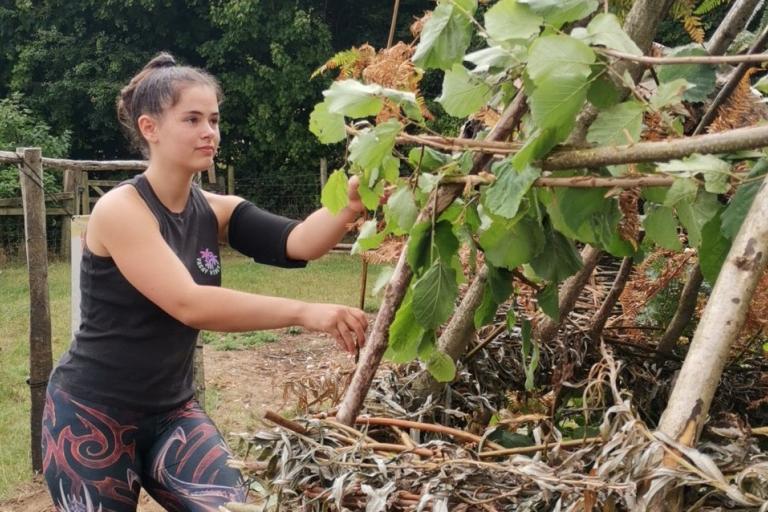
[
  {"xmin": 323, "ymin": 79, "xmax": 383, "ymax": 118},
  {"xmin": 309, "ymin": 101, "xmax": 346, "ymax": 144},
  {"xmin": 527, "ymin": 35, "xmax": 595, "ymax": 83},
  {"xmin": 387, "ymin": 291, "xmax": 424, "ymax": 363},
  {"xmin": 656, "ymin": 45, "xmax": 716, "ymax": 103},
  {"xmin": 529, "ymin": 226, "xmax": 583, "ymax": 282},
  {"xmin": 483, "ymin": 161, "xmax": 541, "ymax": 219},
  {"xmin": 554, "ymin": 187, "xmax": 608, "ymax": 236},
  {"xmin": 437, "ymin": 64, "xmax": 493, "ymax": 118},
  {"xmin": 587, "ymin": 76, "xmax": 621, "ymax": 109},
  {"xmin": 663, "ymin": 178, "xmax": 698, "ymax": 207},
  {"xmin": 408, "ymin": 146, "xmax": 452, "ymax": 173},
  {"xmin": 586, "ymin": 100, "xmax": 644, "ymax": 147},
  {"xmin": 721, "ymin": 159, "xmax": 768, "ymax": 240},
  {"xmin": 407, "ymin": 221, "xmax": 433, "ymax": 275},
  {"xmin": 348, "ymin": 120, "xmax": 402, "ymax": 172},
  {"xmin": 413, "ymin": 3, "xmax": 474, "ymax": 70},
  {"xmin": 485, "ymin": 0, "xmax": 542, "ymax": 42},
  {"xmin": 480, "ymin": 216, "xmax": 544, "ymax": 270},
  {"xmin": 700, "ymin": 211, "xmax": 731, "ymax": 283},
  {"xmin": 581, "ymin": 13, "xmax": 642, "ymax": 56},
  {"xmin": 529, "ymin": 74, "xmax": 590, "ymax": 132},
  {"xmin": 643, "ymin": 205, "xmax": 682, "ymax": 250},
  {"xmin": 386, "ymin": 186, "xmax": 418, "ymax": 232},
  {"xmin": 519, "ymin": 0, "xmax": 598, "ymax": 29},
  {"xmin": 412, "ymin": 260, "xmax": 459, "ymax": 330},
  {"xmin": 512, "ymin": 128, "xmax": 560, "ymax": 169},
  {"xmin": 320, "ymin": 169, "xmax": 349, "ymax": 214}
]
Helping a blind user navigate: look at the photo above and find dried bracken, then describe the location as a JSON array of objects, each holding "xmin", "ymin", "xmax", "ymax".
[{"xmin": 709, "ymin": 68, "xmax": 768, "ymax": 134}]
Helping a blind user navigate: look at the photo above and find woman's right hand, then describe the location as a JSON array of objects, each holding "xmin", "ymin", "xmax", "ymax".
[{"xmin": 300, "ymin": 303, "xmax": 368, "ymax": 354}]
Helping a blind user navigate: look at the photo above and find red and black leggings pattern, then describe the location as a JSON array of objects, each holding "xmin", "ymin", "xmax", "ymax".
[{"xmin": 42, "ymin": 385, "xmax": 246, "ymax": 512}]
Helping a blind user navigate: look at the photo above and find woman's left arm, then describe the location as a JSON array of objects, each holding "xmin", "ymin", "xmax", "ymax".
[{"xmin": 285, "ymin": 176, "xmax": 364, "ymax": 261}]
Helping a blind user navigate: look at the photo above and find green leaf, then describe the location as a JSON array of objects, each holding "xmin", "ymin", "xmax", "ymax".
[
  {"xmin": 537, "ymin": 282, "xmax": 559, "ymax": 320},
  {"xmin": 485, "ymin": 0, "xmax": 542, "ymax": 42},
  {"xmin": 512, "ymin": 128, "xmax": 560, "ymax": 169},
  {"xmin": 309, "ymin": 101, "xmax": 346, "ymax": 144},
  {"xmin": 700, "ymin": 211, "xmax": 731, "ymax": 283},
  {"xmin": 474, "ymin": 264, "xmax": 514, "ymax": 328},
  {"xmin": 357, "ymin": 180, "xmax": 384, "ymax": 211},
  {"xmin": 519, "ymin": 0, "xmax": 598, "ymax": 29},
  {"xmin": 387, "ymin": 291, "xmax": 425, "ymax": 363},
  {"xmin": 527, "ymin": 36, "xmax": 595, "ymax": 83},
  {"xmin": 408, "ymin": 146, "xmax": 452, "ymax": 173},
  {"xmin": 529, "ymin": 74, "xmax": 590, "ymax": 133},
  {"xmin": 413, "ymin": 3, "xmax": 473, "ymax": 70},
  {"xmin": 483, "ymin": 161, "xmax": 541, "ymax": 219},
  {"xmin": 650, "ymin": 79, "xmax": 691, "ymax": 109},
  {"xmin": 657, "ymin": 45, "xmax": 716, "ymax": 103},
  {"xmin": 480, "ymin": 216, "xmax": 544, "ymax": 270},
  {"xmin": 323, "ymin": 79, "xmax": 384, "ymax": 118},
  {"xmin": 676, "ymin": 190, "xmax": 720, "ymax": 248},
  {"xmin": 529, "ymin": 226, "xmax": 583, "ymax": 283},
  {"xmin": 642, "ymin": 186, "xmax": 669, "ymax": 204},
  {"xmin": 663, "ymin": 178, "xmax": 698, "ymax": 207},
  {"xmin": 348, "ymin": 119, "xmax": 402, "ymax": 172},
  {"xmin": 407, "ymin": 221, "xmax": 433, "ymax": 275},
  {"xmin": 352, "ymin": 219, "xmax": 386, "ymax": 254},
  {"xmin": 386, "ymin": 186, "xmax": 418, "ymax": 232},
  {"xmin": 320, "ymin": 169, "xmax": 349, "ymax": 214},
  {"xmin": 643, "ymin": 205, "xmax": 682, "ymax": 250},
  {"xmin": 587, "ymin": 76, "xmax": 621, "ymax": 109},
  {"xmin": 506, "ymin": 308, "xmax": 517, "ymax": 330},
  {"xmin": 412, "ymin": 260, "xmax": 459, "ymax": 330},
  {"xmin": 583, "ymin": 13, "xmax": 642, "ymax": 56},
  {"xmin": 520, "ymin": 318, "xmax": 539, "ymax": 391},
  {"xmin": 425, "ymin": 348, "xmax": 456, "ymax": 382},
  {"xmin": 721, "ymin": 159, "xmax": 768, "ymax": 239},
  {"xmin": 433, "ymin": 220, "xmax": 460, "ymax": 262},
  {"xmin": 555, "ymin": 187, "xmax": 607, "ymax": 236},
  {"xmin": 586, "ymin": 100, "xmax": 644, "ymax": 147},
  {"xmin": 756, "ymin": 75, "xmax": 768, "ymax": 95},
  {"xmin": 464, "ymin": 46, "xmax": 526, "ymax": 72},
  {"xmin": 372, "ymin": 266, "xmax": 395, "ymax": 296},
  {"xmin": 437, "ymin": 64, "xmax": 493, "ymax": 118},
  {"xmin": 657, "ymin": 154, "xmax": 731, "ymax": 194}
]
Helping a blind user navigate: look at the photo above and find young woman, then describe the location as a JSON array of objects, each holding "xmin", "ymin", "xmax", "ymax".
[{"xmin": 42, "ymin": 52, "xmax": 368, "ymax": 511}]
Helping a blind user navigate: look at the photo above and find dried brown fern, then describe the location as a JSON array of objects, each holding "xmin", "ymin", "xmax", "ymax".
[
  {"xmin": 708, "ymin": 68, "xmax": 765, "ymax": 133},
  {"xmin": 671, "ymin": 0, "xmax": 705, "ymax": 43}
]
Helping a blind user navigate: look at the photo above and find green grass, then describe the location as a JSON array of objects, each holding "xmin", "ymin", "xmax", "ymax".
[{"xmin": 0, "ymin": 249, "xmax": 382, "ymax": 499}]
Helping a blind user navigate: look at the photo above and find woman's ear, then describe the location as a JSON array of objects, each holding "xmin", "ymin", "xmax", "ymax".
[{"xmin": 137, "ymin": 114, "xmax": 159, "ymax": 144}]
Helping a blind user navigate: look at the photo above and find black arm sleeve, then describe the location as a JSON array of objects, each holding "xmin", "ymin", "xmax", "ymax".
[{"xmin": 228, "ymin": 201, "xmax": 307, "ymax": 268}]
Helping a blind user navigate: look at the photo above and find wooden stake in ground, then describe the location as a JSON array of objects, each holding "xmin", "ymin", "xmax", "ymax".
[{"xmin": 18, "ymin": 147, "xmax": 53, "ymax": 473}]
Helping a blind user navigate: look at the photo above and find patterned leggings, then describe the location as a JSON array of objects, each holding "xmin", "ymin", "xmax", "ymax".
[{"xmin": 41, "ymin": 385, "xmax": 246, "ymax": 512}]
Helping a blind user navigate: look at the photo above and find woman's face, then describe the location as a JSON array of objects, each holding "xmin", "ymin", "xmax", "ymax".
[{"xmin": 142, "ymin": 84, "xmax": 220, "ymax": 172}]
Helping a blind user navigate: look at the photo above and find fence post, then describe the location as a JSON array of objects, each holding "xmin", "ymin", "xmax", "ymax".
[
  {"xmin": 81, "ymin": 171, "xmax": 90, "ymax": 214},
  {"xmin": 319, "ymin": 158, "xmax": 328, "ymax": 190},
  {"xmin": 18, "ymin": 147, "xmax": 52, "ymax": 473},
  {"xmin": 60, "ymin": 169, "xmax": 78, "ymax": 260},
  {"xmin": 227, "ymin": 165, "xmax": 235, "ymax": 195}
]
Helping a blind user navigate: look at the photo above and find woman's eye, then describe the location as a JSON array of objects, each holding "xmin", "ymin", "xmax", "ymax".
[
  {"xmin": 186, "ymin": 117, "xmax": 198, "ymax": 124},
  {"xmin": 211, "ymin": 118, "xmax": 219, "ymax": 126}
]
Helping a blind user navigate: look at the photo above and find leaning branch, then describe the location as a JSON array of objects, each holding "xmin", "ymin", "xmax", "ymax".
[{"xmin": 442, "ymin": 174, "xmax": 676, "ymax": 189}]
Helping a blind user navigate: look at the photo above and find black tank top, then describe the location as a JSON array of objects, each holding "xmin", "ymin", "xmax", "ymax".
[{"xmin": 51, "ymin": 174, "xmax": 222, "ymax": 412}]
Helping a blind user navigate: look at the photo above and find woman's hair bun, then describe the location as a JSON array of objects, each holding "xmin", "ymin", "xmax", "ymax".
[{"xmin": 145, "ymin": 52, "xmax": 176, "ymax": 70}]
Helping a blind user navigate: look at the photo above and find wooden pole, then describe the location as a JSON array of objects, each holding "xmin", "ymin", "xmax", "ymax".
[
  {"xmin": 18, "ymin": 147, "xmax": 52, "ymax": 473},
  {"xmin": 80, "ymin": 171, "xmax": 90, "ymax": 214},
  {"xmin": 227, "ymin": 165, "xmax": 235, "ymax": 195}
]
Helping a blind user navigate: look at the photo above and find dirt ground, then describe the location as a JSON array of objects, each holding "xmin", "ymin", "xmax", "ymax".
[{"xmin": 0, "ymin": 329, "xmax": 355, "ymax": 512}]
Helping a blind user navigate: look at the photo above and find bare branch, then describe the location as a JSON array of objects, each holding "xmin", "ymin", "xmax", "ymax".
[{"xmin": 597, "ymin": 47, "xmax": 768, "ymax": 65}]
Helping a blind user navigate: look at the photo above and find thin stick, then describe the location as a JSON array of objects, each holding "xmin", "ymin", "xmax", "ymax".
[
  {"xmin": 353, "ymin": 416, "xmax": 504, "ymax": 450},
  {"xmin": 263, "ymin": 410, "xmax": 308, "ymax": 435},
  {"xmin": 464, "ymin": 323, "xmax": 506, "ymax": 362},
  {"xmin": 597, "ymin": 47, "xmax": 768, "ymax": 65},
  {"xmin": 442, "ymin": 174, "xmax": 677, "ymax": 188}
]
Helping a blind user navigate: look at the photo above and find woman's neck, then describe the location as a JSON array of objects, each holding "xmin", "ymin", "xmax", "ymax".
[{"xmin": 143, "ymin": 165, "xmax": 195, "ymax": 214}]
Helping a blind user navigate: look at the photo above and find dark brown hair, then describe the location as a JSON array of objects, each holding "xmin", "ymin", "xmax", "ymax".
[{"xmin": 116, "ymin": 52, "xmax": 223, "ymax": 156}]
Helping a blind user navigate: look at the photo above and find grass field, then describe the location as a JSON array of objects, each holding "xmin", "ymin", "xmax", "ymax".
[{"xmin": 0, "ymin": 249, "xmax": 382, "ymax": 499}]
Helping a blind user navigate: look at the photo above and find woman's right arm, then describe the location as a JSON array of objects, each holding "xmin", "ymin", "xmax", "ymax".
[{"xmin": 86, "ymin": 186, "xmax": 367, "ymax": 352}]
